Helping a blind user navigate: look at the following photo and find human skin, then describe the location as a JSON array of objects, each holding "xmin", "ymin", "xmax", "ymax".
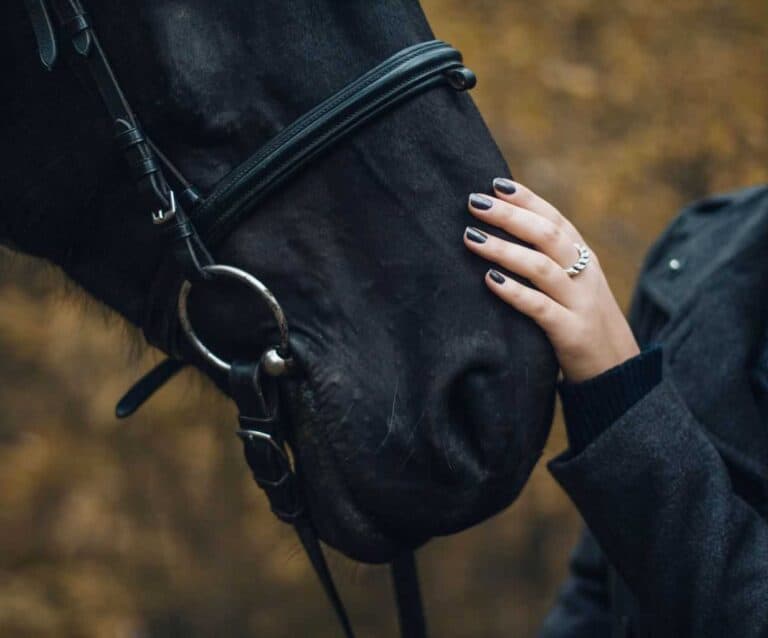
[{"xmin": 462, "ymin": 178, "xmax": 640, "ymax": 383}]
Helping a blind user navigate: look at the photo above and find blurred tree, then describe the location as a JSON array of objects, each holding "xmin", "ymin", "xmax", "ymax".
[{"xmin": 1, "ymin": 1, "xmax": 766, "ymax": 636}]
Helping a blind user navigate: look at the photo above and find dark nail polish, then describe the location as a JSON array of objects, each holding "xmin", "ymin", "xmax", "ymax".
[
  {"xmin": 469, "ymin": 193, "xmax": 493, "ymax": 210},
  {"xmin": 493, "ymin": 178, "xmax": 517, "ymax": 195},
  {"xmin": 488, "ymin": 269, "xmax": 506, "ymax": 284},
  {"xmin": 465, "ymin": 226, "xmax": 487, "ymax": 244}
]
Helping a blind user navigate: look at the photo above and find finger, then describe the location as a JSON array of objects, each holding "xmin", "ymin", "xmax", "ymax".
[
  {"xmin": 468, "ymin": 193, "xmax": 578, "ymax": 268},
  {"xmin": 463, "ymin": 226, "xmax": 578, "ymax": 308},
  {"xmin": 490, "ymin": 178, "xmax": 582, "ymax": 240},
  {"xmin": 485, "ymin": 268, "xmax": 571, "ymax": 336}
]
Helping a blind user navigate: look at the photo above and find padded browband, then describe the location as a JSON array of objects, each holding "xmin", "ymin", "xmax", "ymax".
[{"xmin": 191, "ymin": 40, "xmax": 475, "ymax": 245}]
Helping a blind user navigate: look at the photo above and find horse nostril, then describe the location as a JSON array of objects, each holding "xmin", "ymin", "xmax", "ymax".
[
  {"xmin": 451, "ymin": 365, "xmax": 503, "ymax": 437},
  {"xmin": 430, "ymin": 365, "xmax": 507, "ymax": 483}
]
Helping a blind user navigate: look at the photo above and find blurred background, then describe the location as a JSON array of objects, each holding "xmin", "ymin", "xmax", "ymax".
[{"xmin": 2, "ymin": 1, "xmax": 767, "ymax": 636}]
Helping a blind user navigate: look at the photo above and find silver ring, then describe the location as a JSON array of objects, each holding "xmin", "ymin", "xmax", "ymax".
[
  {"xmin": 178, "ymin": 264, "xmax": 292, "ymax": 374},
  {"xmin": 564, "ymin": 243, "xmax": 591, "ymax": 277}
]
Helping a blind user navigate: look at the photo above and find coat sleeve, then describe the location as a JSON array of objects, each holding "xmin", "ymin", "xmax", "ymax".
[
  {"xmin": 537, "ymin": 527, "xmax": 612, "ymax": 638},
  {"xmin": 548, "ymin": 377, "xmax": 768, "ymax": 637}
]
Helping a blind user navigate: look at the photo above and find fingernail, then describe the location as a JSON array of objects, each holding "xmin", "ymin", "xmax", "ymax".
[
  {"xmin": 493, "ymin": 178, "xmax": 517, "ymax": 195},
  {"xmin": 488, "ymin": 269, "xmax": 506, "ymax": 284},
  {"xmin": 469, "ymin": 193, "xmax": 493, "ymax": 210},
  {"xmin": 465, "ymin": 226, "xmax": 488, "ymax": 244}
]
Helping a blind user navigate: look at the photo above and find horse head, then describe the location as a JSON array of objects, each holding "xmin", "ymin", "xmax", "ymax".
[{"xmin": 3, "ymin": 0, "xmax": 558, "ymax": 564}]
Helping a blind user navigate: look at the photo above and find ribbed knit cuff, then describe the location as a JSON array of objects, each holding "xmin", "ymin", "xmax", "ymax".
[{"xmin": 558, "ymin": 345, "xmax": 663, "ymax": 454}]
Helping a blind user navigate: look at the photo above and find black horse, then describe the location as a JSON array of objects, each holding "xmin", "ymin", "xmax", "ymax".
[{"xmin": 3, "ymin": 0, "xmax": 556, "ymax": 599}]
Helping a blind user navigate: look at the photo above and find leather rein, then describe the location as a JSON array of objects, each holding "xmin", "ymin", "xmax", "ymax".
[{"xmin": 24, "ymin": 2, "xmax": 477, "ymax": 636}]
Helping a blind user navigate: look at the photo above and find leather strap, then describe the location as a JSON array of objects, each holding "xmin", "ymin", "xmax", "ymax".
[
  {"xmin": 24, "ymin": 0, "xmax": 58, "ymax": 70},
  {"xmin": 230, "ymin": 361, "xmax": 355, "ymax": 638},
  {"xmin": 115, "ymin": 358, "xmax": 186, "ymax": 418},
  {"xmin": 26, "ymin": 0, "xmax": 207, "ymax": 283},
  {"xmin": 46, "ymin": 0, "xmax": 168, "ymax": 208},
  {"xmin": 53, "ymin": 0, "xmax": 92, "ymax": 55},
  {"xmin": 294, "ymin": 523, "xmax": 356, "ymax": 638},
  {"xmin": 392, "ymin": 552, "xmax": 428, "ymax": 638}
]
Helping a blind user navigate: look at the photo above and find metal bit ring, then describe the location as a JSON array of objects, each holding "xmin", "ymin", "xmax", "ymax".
[{"xmin": 178, "ymin": 264, "xmax": 292, "ymax": 376}]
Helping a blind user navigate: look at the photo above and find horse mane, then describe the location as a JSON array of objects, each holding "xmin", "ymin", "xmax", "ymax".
[{"xmin": 0, "ymin": 245, "xmax": 145, "ymax": 357}]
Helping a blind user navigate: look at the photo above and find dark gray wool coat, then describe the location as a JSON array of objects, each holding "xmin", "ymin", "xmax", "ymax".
[{"xmin": 539, "ymin": 184, "xmax": 768, "ymax": 638}]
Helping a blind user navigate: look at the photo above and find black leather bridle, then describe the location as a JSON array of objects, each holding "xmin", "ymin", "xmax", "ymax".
[{"xmin": 24, "ymin": 2, "xmax": 477, "ymax": 636}]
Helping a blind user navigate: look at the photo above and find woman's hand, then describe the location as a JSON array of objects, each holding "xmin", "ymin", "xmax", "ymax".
[{"xmin": 463, "ymin": 178, "xmax": 640, "ymax": 383}]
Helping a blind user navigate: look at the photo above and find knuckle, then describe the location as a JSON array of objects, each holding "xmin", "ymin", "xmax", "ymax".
[
  {"xmin": 531, "ymin": 297, "xmax": 550, "ymax": 318},
  {"xmin": 490, "ymin": 241, "xmax": 506, "ymax": 262},
  {"xmin": 484, "ymin": 244, "xmax": 498, "ymax": 259},
  {"xmin": 505, "ymin": 283, "xmax": 523, "ymax": 301},
  {"xmin": 533, "ymin": 255, "xmax": 554, "ymax": 278},
  {"xmin": 516, "ymin": 187, "xmax": 534, "ymax": 207},
  {"xmin": 499, "ymin": 243, "xmax": 518, "ymax": 265},
  {"xmin": 551, "ymin": 206, "xmax": 568, "ymax": 223},
  {"xmin": 539, "ymin": 221, "xmax": 561, "ymax": 246},
  {"xmin": 557, "ymin": 216, "xmax": 575, "ymax": 234},
  {"xmin": 499, "ymin": 203, "xmax": 517, "ymax": 226}
]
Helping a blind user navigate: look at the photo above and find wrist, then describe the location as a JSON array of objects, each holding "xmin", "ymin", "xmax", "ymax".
[
  {"xmin": 561, "ymin": 344, "xmax": 641, "ymax": 384},
  {"xmin": 558, "ymin": 344, "xmax": 663, "ymax": 453},
  {"xmin": 560, "ymin": 327, "xmax": 641, "ymax": 383}
]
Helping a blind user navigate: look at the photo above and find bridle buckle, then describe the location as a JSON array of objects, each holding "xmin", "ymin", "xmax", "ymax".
[
  {"xmin": 236, "ymin": 427, "xmax": 304, "ymax": 522},
  {"xmin": 151, "ymin": 189, "xmax": 177, "ymax": 224}
]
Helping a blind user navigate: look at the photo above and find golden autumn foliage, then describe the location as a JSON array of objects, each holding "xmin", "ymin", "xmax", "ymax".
[{"xmin": 1, "ymin": 1, "xmax": 766, "ymax": 636}]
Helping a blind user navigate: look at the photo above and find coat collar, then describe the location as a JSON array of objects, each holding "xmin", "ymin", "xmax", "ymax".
[
  {"xmin": 636, "ymin": 184, "xmax": 768, "ymax": 483},
  {"xmin": 640, "ymin": 184, "xmax": 768, "ymax": 320}
]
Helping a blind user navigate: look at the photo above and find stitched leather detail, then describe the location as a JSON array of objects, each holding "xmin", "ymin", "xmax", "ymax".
[
  {"xmin": 192, "ymin": 40, "xmax": 473, "ymax": 244},
  {"xmin": 25, "ymin": 0, "xmax": 59, "ymax": 70},
  {"xmin": 127, "ymin": 155, "xmax": 159, "ymax": 178},
  {"xmin": 62, "ymin": 11, "xmax": 89, "ymax": 37},
  {"xmin": 114, "ymin": 125, "xmax": 146, "ymax": 150}
]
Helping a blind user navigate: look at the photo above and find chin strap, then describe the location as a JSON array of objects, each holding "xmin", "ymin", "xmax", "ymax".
[
  {"xmin": 232, "ymin": 360, "xmax": 428, "ymax": 638},
  {"xmin": 391, "ymin": 552, "xmax": 428, "ymax": 638},
  {"xmin": 229, "ymin": 359, "xmax": 355, "ymax": 637}
]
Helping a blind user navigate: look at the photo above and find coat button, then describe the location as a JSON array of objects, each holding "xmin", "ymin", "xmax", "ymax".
[{"xmin": 668, "ymin": 258, "xmax": 682, "ymax": 272}]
